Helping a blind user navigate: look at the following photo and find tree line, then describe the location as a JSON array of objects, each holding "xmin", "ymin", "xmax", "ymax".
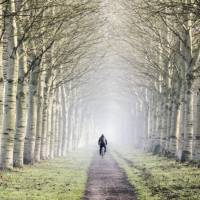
[
  {"xmin": 0, "ymin": 0, "xmax": 101, "ymax": 169},
  {"xmin": 118, "ymin": 0, "xmax": 200, "ymax": 161}
]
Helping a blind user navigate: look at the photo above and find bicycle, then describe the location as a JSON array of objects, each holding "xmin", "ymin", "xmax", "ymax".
[{"xmin": 100, "ymin": 146, "xmax": 106, "ymax": 158}]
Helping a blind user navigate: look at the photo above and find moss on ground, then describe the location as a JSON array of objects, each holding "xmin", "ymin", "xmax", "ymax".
[
  {"xmin": 112, "ymin": 147, "xmax": 200, "ymax": 200},
  {"xmin": 0, "ymin": 149, "xmax": 93, "ymax": 200}
]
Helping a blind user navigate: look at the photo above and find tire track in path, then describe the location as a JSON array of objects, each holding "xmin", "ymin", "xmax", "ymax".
[{"xmin": 82, "ymin": 152, "xmax": 137, "ymax": 200}]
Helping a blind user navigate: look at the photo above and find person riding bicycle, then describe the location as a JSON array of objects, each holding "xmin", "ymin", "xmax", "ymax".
[{"xmin": 98, "ymin": 134, "xmax": 107, "ymax": 155}]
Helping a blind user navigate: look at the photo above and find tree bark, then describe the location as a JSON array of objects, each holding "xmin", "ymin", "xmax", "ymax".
[
  {"xmin": 0, "ymin": 1, "xmax": 18, "ymax": 169},
  {"xmin": 34, "ymin": 77, "xmax": 43, "ymax": 162},
  {"xmin": 23, "ymin": 69, "xmax": 38, "ymax": 164},
  {"xmin": 13, "ymin": 43, "xmax": 27, "ymax": 167}
]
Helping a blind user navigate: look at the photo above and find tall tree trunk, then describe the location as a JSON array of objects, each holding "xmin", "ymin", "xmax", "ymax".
[
  {"xmin": 13, "ymin": 0, "xmax": 27, "ymax": 166},
  {"xmin": 49, "ymin": 90, "xmax": 55, "ymax": 159},
  {"xmin": 0, "ymin": 6, "xmax": 3, "ymax": 158},
  {"xmin": 53, "ymin": 89, "xmax": 59, "ymax": 157},
  {"xmin": 46, "ymin": 93, "xmax": 52, "ymax": 158},
  {"xmin": 151, "ymin": 93, "xmax": 160, "ymax": 152},
  {"xmin": 181, "ymin": 27, "xmax": 193, "ymax": 161},
  {"xmin": 72, "ymin": 105, "xmax": 78, "ymax": 151},
  {"xmin": 160, "ymin": 96, "xmax": 168, "ymax": 152},
  {"xmin": 182, "ymin": 79, "xmax": 193, "ymax": 161},
  {"xmin": 148, "ymin": 94, "xmax": 154, "ymax": 151},
  {"xmin": 66, "ymin": 89, "xmax": 73, "ymax": 152},
  {"xmin": 143, "ymin": 102, "xmax": 149, "ymax": 150},
  {"xmin": 34, "ymin": 78, "xmax": 43, "ymax": 162},
  {"xmin": 61, "ymin": 85, "xmax": 67, "ymax": 156},
  {"xmin": 13, "ymin": 43, "xmax": 27, "ymax": 167},
  {"xmin": 192, "ymin": 82, "xmax": 200, "ymax": 160},
  {"xmin": 23, "ymin": 69, "xmax": 38, "ymax": 164},
  {"xmin": 57, "ymin": 90, "xmax": 62, "ymax": 156},
  {"xmin": 165, "ymin": 96, "xmax": 172, "ymax": 152},
  {"xmin": 40, "ymin": 76, "xmax": 48, "ymax": 160},
  {"xmin": 177, "ymin": 83, "xmax": 185, "ymax": 159},
  {"xmin": 0, "ymin": 1, "xmax": 18, "ymax": 169},
  {"xmin": 169, "ymin": 77, "xmax": 181, "ymax": 156}
]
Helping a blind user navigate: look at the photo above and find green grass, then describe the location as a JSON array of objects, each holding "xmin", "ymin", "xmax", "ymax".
[
  {"xmin": 112, "ymin": 147, "xmax": 200, "ymax": 200},
  {"xmin": 0, "ymin": 149, "xmax": 93, "ymax": 200}
]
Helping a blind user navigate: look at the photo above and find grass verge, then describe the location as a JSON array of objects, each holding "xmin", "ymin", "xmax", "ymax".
[
  {"xmin": 112, "ymin": 147, "xmax": 200, "ymax": 200},
  {"xmin": 0, "ymin": 149, "xmax": 93, "ymax": 200}
]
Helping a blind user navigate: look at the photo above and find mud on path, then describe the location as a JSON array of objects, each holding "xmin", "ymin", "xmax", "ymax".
[{"xmin": 82, "ymin": 152, "xmax": 137, "ymax": 200}]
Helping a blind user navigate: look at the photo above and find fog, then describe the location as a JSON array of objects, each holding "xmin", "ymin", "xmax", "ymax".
[
  {"xmin": 72, "ymin": 0, "xmax": 145, "ymax": 150},
  {"xmin": 77, "ymin": 53, "xmax": 143, "ymax": 149}
]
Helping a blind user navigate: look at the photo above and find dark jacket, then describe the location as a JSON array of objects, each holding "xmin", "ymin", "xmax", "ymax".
[{"xmin": 98, "ymin": 136, "xmax": 107, "ymax": 146}]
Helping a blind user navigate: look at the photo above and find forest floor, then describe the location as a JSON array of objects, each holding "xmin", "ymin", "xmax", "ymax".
[
  {"xmin": 82, "ymin": 152, "xmax": 137, "ymax": 200},
  {"xmin": 112, "ymin": 147, "xmax": 200, "ymax": 200},
  {"xmin": 0, "ymin": 149, "xmax": 93, "ymax": 200}
]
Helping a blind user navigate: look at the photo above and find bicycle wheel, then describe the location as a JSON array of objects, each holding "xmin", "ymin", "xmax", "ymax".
[{"xmin": 101, "ymin": 147, "xmax": 105, "ymax": 158}]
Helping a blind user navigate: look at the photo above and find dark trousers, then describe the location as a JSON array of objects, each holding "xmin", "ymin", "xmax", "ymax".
[{"xmin": 99, "ymin": 144, "xmax": 106, "ymax": 155}]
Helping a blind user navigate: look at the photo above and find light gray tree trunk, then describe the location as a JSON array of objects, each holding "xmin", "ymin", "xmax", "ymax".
[
  {"xmin": 165, "ymin": 95, "xmax": 173, "ymax": 152},
  {"xmin": 49, "ymin": 90, "xmax": 56, "ymax": 159},
  {"xmin": 151, "ymin": 93, "xmax": 160, "ymax": 152},
  {"xmin": 66, "ymin": 90, "xmax": 73, "ymax": 152},
  {"xmin": 13, "ymin": 0, "xmax": 28, "ymax": 166},
  {"xmin": 40, "ymin": 74, "xmax": 48, "ymax": 160},
  {"xmin": 0, "ymin": 1, "xmax": 18, "ymax": 169},
  {"xmin": 169, "ymin": 78, "xmax": 181, "ymax": 156},
  {"xmin": 49, "ymin": 104, "xmax": 54, "ymax": 158},
  {"xmin": 57, "ymin": 88, "xmax": 62, "ymax": 156},
  {"xmin": 61, "ymin": 85, "xmax": 67, "ymax": 156},
  {"xmin": 72, "ymin": 105, "xmax": 78, "ymax": 151},
  {"xmin": 182, "ymin": 80, "xmax": 193, "ymax": 161},
  {"xmin": 160, "ymin": 96, "xmax": 168, "ymax": 152},
  {"xmin": 192, "ymin": 80, "xmax": 200, "ymax": 160},
  {"xmin": 46, "ymin": 92, "xmax": 52, "ymax": 158},
  {"xmin": 23, "ymin": 69, "xmax": 38, "ymax": 164},
  {"xmin": 13, "ymin": 43, "xmax": 27, "ymax": 167},
  {"xmin": 34, "ymin": 77, "xmax": 43, "ymax": 162},
  {"xmin": 181, "ymin": 27, "xmax": 194, "ymax": 161},
  {"xmin": 0, "ymin": 13, "xmax": 3, "ymax": 158},
  {"xmin": 147, "ymin": 93, "xmax": 154, "ymax": 151},
  {"xmin": 75, "ymin": 106, "xmax": 82, "ymax": 149},
  {"xmin": 53, "ymin": 89, "xmax": 59, "ymax": 157}
]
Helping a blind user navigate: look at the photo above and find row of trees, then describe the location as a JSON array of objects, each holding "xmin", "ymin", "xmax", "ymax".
[
  {"xmin": 118, "ymin": 0, "xmax": 200, "ymax": 161},
  {"xmin": 0, "ymin": 0, "xmax": 101, "ymax": 169}
]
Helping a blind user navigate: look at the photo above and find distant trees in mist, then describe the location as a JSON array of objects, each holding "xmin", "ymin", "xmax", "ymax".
[{"xmin": 120, "ymin": 0, "xmax": 200, "ymax": 161}]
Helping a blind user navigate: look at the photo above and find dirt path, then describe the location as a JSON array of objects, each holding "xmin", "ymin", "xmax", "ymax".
[{"xmin": 83, "ymin": 152, "xmax": 137, "ymax": 200}]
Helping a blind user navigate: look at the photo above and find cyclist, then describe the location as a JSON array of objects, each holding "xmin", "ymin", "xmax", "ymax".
[{"xmin": 98, "ymin": 134, "xmax": 107, "ymax": 155}]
